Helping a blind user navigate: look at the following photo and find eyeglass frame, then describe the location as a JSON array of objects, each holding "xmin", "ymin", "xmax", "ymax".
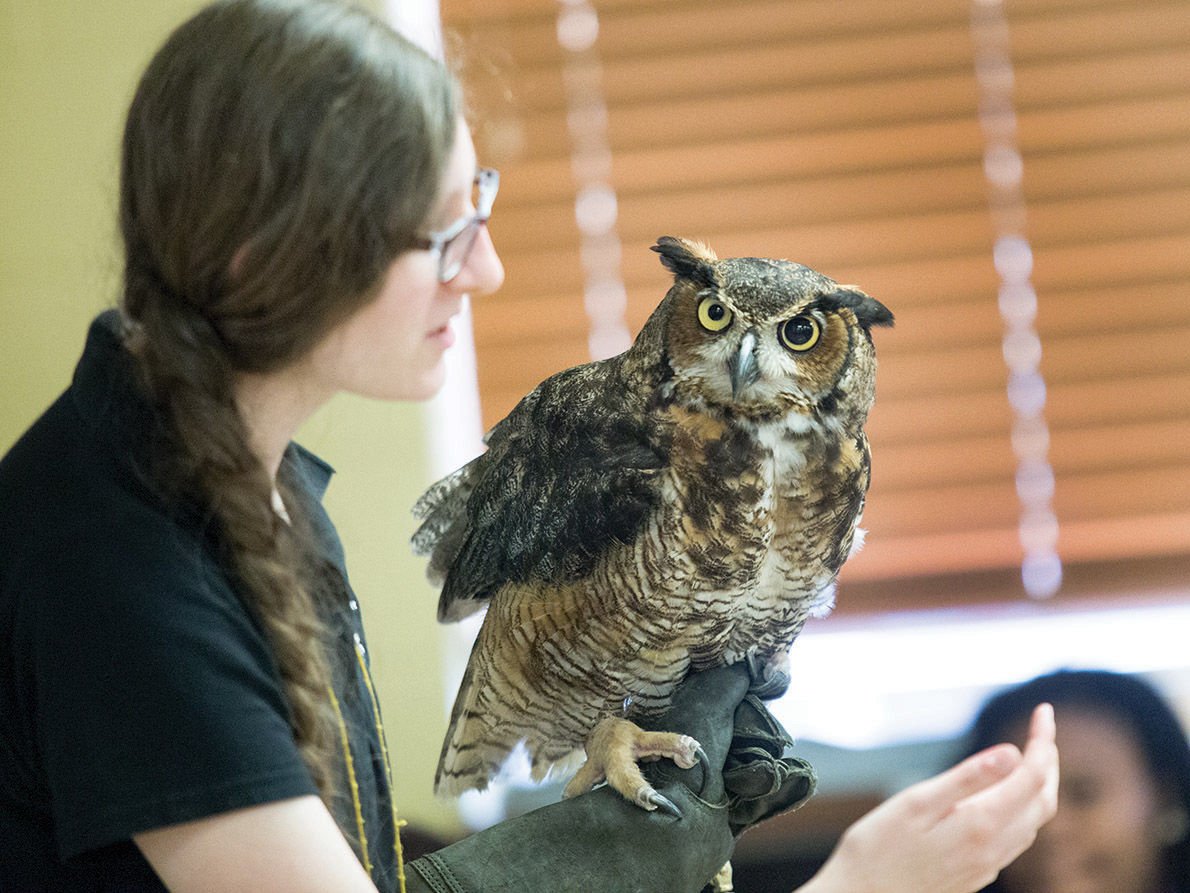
[{"xmin": 412, "ymin": 167, "xmax": 500, "ymax": 283}]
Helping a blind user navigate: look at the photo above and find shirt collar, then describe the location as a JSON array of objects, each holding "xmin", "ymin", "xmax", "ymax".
[{"xmin": 71, "ymin": 309, "xmax": 336, "ymax": 502}]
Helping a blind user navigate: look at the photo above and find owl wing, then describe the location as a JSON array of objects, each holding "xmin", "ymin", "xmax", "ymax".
[{"xmin": 413, "ymin": 357, "xmax": 668, "ymax": 622}]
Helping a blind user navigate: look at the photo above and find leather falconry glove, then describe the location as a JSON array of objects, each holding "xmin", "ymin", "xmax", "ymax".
[{"xmin": 407, "ymin": 661, "xmax": 814, "ymax": 893}]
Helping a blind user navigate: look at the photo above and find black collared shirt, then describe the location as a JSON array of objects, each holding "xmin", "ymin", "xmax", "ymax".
[{"xmin": 0, "ymin": 312, "xmax": 398, "ymax": 891}]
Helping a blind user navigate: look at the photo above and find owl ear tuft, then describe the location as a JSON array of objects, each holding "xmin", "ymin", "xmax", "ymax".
[
  {"xmin": 827, "ymin": 287, "xmax": 895, "ymax": 329},
  {"xmin": 652, "ymin": 236, "xmax": 720, "ymax": 288}
]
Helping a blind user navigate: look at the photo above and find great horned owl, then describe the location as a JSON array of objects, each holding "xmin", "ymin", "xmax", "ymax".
[{"xmin": 414, "ymin": 236, "xmax": 893, "ymax": 813}]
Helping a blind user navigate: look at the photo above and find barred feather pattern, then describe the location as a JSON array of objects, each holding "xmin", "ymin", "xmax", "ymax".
[{"xmin": 433, "ymin": 400, "xmax": 871, "ymax": 794}]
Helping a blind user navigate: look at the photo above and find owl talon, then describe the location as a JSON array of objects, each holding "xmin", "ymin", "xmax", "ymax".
[
  {"xmin": 565, "ymin": 717, "xmax": 701, "ymax": 813},
  {"xmin": 693, "ymin": 744, "xmax": 712, "ymax": 795},
  {"xmin": 643, "ymin": 789, "xmax": 682, "ymax": 818},
  {"xmin": 745, "ymin": 651, "xmax": 791, "ymax": 700}
]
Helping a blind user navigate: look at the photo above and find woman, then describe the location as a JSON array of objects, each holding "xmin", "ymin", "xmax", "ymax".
[
  {"xmin": 0, "ymin": 1, "xmax": 1057, "ymax": 891},
  {"xmin": 967, "ymin": 669, "xmax": 1190, "ymax": 893}
]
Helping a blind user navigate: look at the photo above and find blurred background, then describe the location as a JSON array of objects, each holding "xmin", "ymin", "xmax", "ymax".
[{"xmin": 2, "ymin": 0, "xmax": 1187, "ymax": 885}]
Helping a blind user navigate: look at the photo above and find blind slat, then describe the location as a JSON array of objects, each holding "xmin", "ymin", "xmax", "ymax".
[
  {"xmin": 875, "ymin": 417, "xmax": 1190, "ymax": 492},
  {"xmin": 843, "ymin": 510, "xmax": 1190, "ymax": 582}
]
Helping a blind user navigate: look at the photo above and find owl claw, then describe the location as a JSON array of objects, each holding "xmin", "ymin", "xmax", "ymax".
[
  {"xmin": 566, "ymin": 717, "xmax": 700, "ymax": 815},
  {"xmin": 692, "ymin": 744, "xmax": 712, "ymax": 794},
  {"xmin": 643, "ymin": 789, "xmax": 682, "ymax": 818},
  {"xmin": 745, "ymin": 651, "xmax": 791, "ymax": 700}
]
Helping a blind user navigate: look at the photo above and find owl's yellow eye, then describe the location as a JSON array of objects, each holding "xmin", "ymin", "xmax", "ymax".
[
  {"xmin": 779, "ymin": 315, "xmax": 820, "ymax": 352},
  {"xmin": 697, "ymin": 296, "xmax": 733, "ymax": 332}
]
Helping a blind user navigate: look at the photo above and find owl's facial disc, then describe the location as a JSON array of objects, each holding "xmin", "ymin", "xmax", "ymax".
[{"xmin": 729, "ymin": 328, "xmax": 761, "ymax": 399}]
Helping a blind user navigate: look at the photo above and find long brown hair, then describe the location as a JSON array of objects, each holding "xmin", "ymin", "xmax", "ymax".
[{"xmin": 118, "ymin": 0, "xmax": 458, "ymax": 800}]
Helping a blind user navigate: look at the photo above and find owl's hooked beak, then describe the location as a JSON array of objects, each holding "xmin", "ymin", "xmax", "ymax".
[{"xmin": 729, "ymin": 329, "xmax": 761, "ymax": 399}]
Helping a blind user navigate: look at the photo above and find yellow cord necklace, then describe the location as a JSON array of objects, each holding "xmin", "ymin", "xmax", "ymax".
[{"xmin": 327, "ymin": 639, "xmax": 409, "ymax": 893}]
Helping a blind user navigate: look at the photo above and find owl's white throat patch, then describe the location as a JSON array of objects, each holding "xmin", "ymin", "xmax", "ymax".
[{"xmin": 749, "ymin": 414, "xmax": 825, "ymax": 475}]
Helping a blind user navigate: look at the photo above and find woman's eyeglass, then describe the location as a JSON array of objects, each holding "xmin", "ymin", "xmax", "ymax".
[{"xmin": 414, "ymin": 167, "xmax": 500, "ymax": 283}]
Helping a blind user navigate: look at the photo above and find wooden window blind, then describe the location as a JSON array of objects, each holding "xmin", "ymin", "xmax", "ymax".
[{"xmin": 441, "ymin": 0, "xmax": 1190, "ymax": 614}]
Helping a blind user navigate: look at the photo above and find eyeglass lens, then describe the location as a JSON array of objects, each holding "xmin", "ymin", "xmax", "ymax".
[
  {"xmin": 439, "ymin": 223, "xmax": 481, "ymax": 282},
  {"xmin": 439, "ymin": 171, "xmax": 496, "ymax": 282}
]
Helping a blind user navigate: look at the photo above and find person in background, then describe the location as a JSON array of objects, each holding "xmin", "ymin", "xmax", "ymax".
[
  {"xmin": 966, "ymin": 669, "xmax": 1190, "ymax": 893},
  {"xmin": 0, "ymin": 1, "xmax": 1057, "ymax": 890}
]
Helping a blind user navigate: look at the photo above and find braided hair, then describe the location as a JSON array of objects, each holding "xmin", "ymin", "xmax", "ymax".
[{"xmin": 118, "ymin": 0, "xmax": 458, "ymax": 800}]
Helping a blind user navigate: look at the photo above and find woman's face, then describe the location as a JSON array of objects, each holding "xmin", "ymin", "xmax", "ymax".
[
  {"xmin": 998, "ymin": 707, "xmax": 1167, "ymax": 893},
  {"xmin": 308, "ymin": 123, "xmax": 504, "ymax": 402}
]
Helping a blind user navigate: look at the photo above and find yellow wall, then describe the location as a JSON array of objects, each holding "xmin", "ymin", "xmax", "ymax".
[{"xmin": 0, "ymin": 2, "xmax": 463, "ymax": 837}]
